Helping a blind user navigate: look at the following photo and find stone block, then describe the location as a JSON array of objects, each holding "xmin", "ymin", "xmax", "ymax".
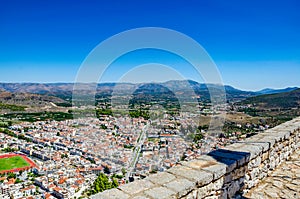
[
  {"xmin": 250, "ymin": 142, "xmax": 270, "ymax": 152},
  {"xmin": 144, "ymin": 187, "xmax": 176, "ymax": 199},
  {"xmin": 204, "ymin": 196, "xmax": 219, "ymax": 199},
  {"xmin": 181, "ymin": 159, "xmax": 217, "ymax": 170},
  {"xmin": 164, "ymin": 178, "xmax": 194, "ymax": 198},
  {"xmin": 91, "ymin": 189, "xmax": 130, "ymax": 199},
  {"xmin": 147, "ymin": 172, "xmax": 176, "ymax": 185},
  {"xmin": 207, "ymin": 149, "xmax": 247, "ymax": 167},
  {"xmin": 225, "ymin": 143, "xmax": 262, "ymax": 160},
  {"xmin": 261, "ymin": 151, "xmax": 269, "ymax": 161},
  {"xmin": 167, "ymin": 166, "xmax": 213, "ymax": 186},
  {"xmin": 248, "ymin": 156, "xmax": 261, "ymax": 169},
  {"xmin": 264, "ymin": 132, "xmax": 284, "ymax": 142},
  {"xmin": 225, "ymin": 173, "xmax": 233, "ymax": 184},
  {"xmin": 131, "ymin": 196, "xmax": 151, "ymax": 199},
  {"xmin": 198, "ymin": 155, "xmax": 237, "ymax": 174},
  {"xmin": 196, "ymin": 177, "xmax": 224, "ymax": 198},
  {"xmin": 197, "ymin": 184, "xmax": 210, "ymax": 198},
  {"xmin": 202, "ymin": 164, "xmax": 226, "ymax": 180},
  {"xmin": 249, "ymin": 168, "xmax": 259, "ymax": 180},
  {"xmin": 212, "ymin": 176, "xmax": 224, "ymax": 190},
  {"xmin": 227, "ymin": 180, "xmax": 240, "ymax": 198},
  {"xmin": 119, "ymin": 179, "xmax": 154, "ymax": 195},
  {"xmin": 245, "ymin": 137, "xmax": 270, "ymax": 152},
  {"xmin": 185, "ymin": 189, "xmax": 197, "ymax": 199},
  {"xmin": 218, "ymin": 188, "xmax": 228, "ymax": 199},
  {"xmin": 232, "ymin": 166, "xmax": 248, "ymax": 180},
  {"xmin": 258, "ymin": 136, "xmax": 276, "ymax": 148}
]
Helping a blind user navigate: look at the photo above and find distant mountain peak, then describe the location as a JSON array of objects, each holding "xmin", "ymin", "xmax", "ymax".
[{"xmin": 257, "ymin": 87, "xmax": 298, "ymax": 95}]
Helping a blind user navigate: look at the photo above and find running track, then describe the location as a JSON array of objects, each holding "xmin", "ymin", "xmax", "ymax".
[{"xmin": 0, "ymin": 153, "xmax": 37, "ymax": 174}]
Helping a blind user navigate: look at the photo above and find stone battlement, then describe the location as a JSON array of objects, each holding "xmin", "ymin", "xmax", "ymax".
[{"xmin": 91, "ymin": 117, "xmax": 300, "ymax": 199}]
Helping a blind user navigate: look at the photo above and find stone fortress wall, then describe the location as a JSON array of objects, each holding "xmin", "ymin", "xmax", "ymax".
[{"xmin": 92, "ymin": 117, "xmax": 300, "ymax": 199}]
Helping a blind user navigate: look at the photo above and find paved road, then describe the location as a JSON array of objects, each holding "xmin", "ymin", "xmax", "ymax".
[
  {"xmin": 244, "ymin": 150, "xmax": 300, "ymax": 199},
  {"xmin": 126, "ymin": 123, "xmax": 149, "ymax": 180}
]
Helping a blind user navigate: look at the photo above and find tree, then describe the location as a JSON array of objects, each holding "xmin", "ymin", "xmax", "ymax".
[
  {"xmin": 7, "ymin": 172, "xmax": 16, "ymax": 179},
  {"xmin": 111, "ymin": 178, "xmax": 118, "ymax": 188},
  {"xmin": 121, "ymin": 168, "xmax": 126, "ymax": 176},
  {"xmin": 100, "ymin": 124, "xmax": 107, "ymax": 130},
  {"xmin": 61, "ymin": 154, "xmax": 68, "ymax": 159},
  {"xmin": 193, "ymin": 133, "xmax": 204, "ymax": 142},
  {"xmin": 88, "ymin": 173, "xmax": 118, "ymax": 195},
  {"xmin": 15, "ymin": 178, "xmax": 22, "ymax": 184}
]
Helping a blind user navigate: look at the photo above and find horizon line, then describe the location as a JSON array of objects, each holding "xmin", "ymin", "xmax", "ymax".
[{"xmin": 0, "ymin": 80, "xmax": 299, "ymax": 92}]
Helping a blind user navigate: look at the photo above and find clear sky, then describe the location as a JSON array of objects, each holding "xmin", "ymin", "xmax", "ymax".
[{"xmin": 0, "ymin": 0, "xmax": 299, "ymax": 91}]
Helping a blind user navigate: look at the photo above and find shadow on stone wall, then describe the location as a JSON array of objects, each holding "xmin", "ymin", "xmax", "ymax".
[{"xmin": 206, "ymin": 149, "xmax": 251, "ymax": 198}]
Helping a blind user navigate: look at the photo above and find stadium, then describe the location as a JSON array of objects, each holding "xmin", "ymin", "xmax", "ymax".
[{"xmin": 0, "ymin": 153, "xmax": 36, "ymax": 174}]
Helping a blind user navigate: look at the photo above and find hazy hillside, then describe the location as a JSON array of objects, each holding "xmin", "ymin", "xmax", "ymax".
[
  {"xmin": 0, "ymin": 81, "xmax": 257, "ymax": 102},
  {"xmin": 240, "ymin": 88, "xmax": 300, "ymax": 109},
  {"xmin": 257, "ymin": 87, "xmax": 298, "ymax": 95},
  {"xmin": 0, "ymin": 90, "xmax": 68, "ymax": 113},
  {"xmin": 0, "ymin": 81, "xmax": 298, "ymax": 106}
]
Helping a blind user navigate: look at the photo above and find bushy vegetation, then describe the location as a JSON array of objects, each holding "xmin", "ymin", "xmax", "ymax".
[
  {"xmin": 7, "ymin": 172, "xmax": 16, "ymax": 179},
  {"xmin": 192, "ymin": 133, "xmax": 204, "ymax": 142},
  {"xmin": 241, "ymin": 88, "xmax": 300, "ymax": 109},
  {"xmin": 238, "ymin": 107, "xmax": 259, "ymax": 117},
  {"xmin": 2, "ymin": 147, "xmax": 18, "ymax": 152},
  {"xmin": 86, "ymin": 173, "xmax": 118, "ymax": 196},
  {"xmin": 54, "ymin": 102, "xmax": 72, "ymax": 107},
  {"xmin": 96, "ymin": 108, "xmax": 112, "ymax": 116},
  {"xmin": 129, "ymin": 109, "xmax": 150, "ymax": 120},
  {"xmin": 222, "ymin": 122, "xmax": 254, "ymax": 137},
  {"xmin": 0, "ymin": 120, "xmax": 12, "ymax": 128},
  {"xmin": 100, "ymin": 124, "xmax": 107, "ymax": 129},
  {"xmin": 0, "ymin": 128, "xmax": 32, "ymax": 142},
  {"xmin": 0, "ymin": 103, "xmax": 27, "ymax": 111},
  {"xmin": 123, "ymin": 144, "xmax": 134, "ymax": 149},
  {"xmin": 2, "ymin": 112, "xmax": 73, "ymax": 122}
]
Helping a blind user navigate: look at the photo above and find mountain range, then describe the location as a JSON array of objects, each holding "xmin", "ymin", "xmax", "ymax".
[
  {"xmin": 241, "ymin": 88, "xmax": 300, "ymax": 109},
  {"xmin": 0, "ymin": 81, "xmax": 298, "ymax": 109},
  {"xmin": 256, "ymin": 87, "xmax": 298, "ymax": 95},
  {"xmin": 0, "ymin": 81, "xmax": 257, "ymax": 101}
]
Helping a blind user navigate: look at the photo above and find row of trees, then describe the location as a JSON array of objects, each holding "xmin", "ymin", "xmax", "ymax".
[
  {"xmin": 0, "ymin": 103, "xmax": 26, "ymax": 111},
  {"xmin": 0, "ymin": 121, "xmax": 12, "ymax": 128},
  {"xmin": 2, "ymin": 147, "xmax": 18, "ymax": 152},
  {"xmin": 0, "ymin": 128, "xmax": 32, "ymax": 142}
]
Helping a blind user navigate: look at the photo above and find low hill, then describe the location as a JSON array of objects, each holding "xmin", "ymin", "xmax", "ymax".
[
  {"xmin": 240, "ymin": 88, "xmax": 300, "ymax": 109},
  {"xmin": 256, "ymin": 87, "xmax": 298, "ymax": 95},
  {"xmin": 0, "ymin": 90, "xmax": 68, "ymax": 113}
]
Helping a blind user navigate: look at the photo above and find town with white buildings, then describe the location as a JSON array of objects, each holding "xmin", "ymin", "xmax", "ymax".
[{"xmin": 0, "ymin": 105, "xmax": 266, "ymax": 198}]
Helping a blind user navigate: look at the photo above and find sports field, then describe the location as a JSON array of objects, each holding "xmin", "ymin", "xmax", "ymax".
[{"xmin": 0, "ymin": 156, "xmax": 30, "ymax": 171}]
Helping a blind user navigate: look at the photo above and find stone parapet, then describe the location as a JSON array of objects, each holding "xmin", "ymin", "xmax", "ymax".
[{"xmin": 91, "ymin": 117, "xmax": 300, "ymax": 199}]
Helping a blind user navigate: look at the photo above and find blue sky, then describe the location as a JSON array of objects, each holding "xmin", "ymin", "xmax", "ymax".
[{"xmin": 0, "ymin": 0, "xmax": 299, "ymax": 90}]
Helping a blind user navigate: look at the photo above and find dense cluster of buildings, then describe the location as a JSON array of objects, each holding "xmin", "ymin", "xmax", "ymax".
[{"xmin": 0, "ymin": 107, "xmax": 251, "ymax": 198}]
